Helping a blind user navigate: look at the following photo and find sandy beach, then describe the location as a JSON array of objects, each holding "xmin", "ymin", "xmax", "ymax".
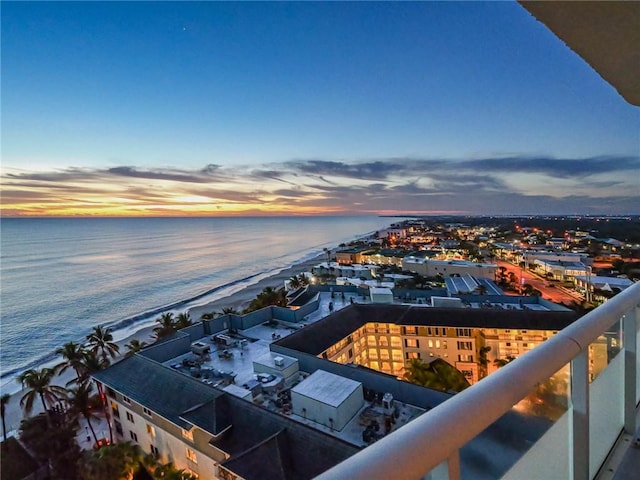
[{"xmin": 1, "ymin": 252, "xmax": 325, "ymax": 438}]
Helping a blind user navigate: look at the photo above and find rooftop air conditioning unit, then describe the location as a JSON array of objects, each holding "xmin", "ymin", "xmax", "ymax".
[{"xmin": 274, "ymin": 356, "xmax": 284, "ymax": 367}]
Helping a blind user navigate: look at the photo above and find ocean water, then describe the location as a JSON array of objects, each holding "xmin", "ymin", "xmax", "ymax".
[{"xmin": 1, "ymin": 216, "xmax": 394, "ymax": 389}]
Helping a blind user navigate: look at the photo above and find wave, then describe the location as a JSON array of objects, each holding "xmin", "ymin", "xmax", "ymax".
[{"xmin": 0, "ymin": 225, "xmax": 383, "ymax": 390}]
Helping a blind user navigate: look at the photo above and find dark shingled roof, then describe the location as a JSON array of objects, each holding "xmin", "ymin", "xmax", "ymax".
[
  {"xmin": 94, "ymin": 355, "xmax": 359, "ymax": 480},
  {"xmin": 93, "ymin": 354, "xmax": 224, "ymax": 429},
  {"xmin": 180, "ymin": 395, "xmax": 232, "ymax": 436},
  {"xmin": 220, "ymin": 430, "xmax": 292, "ymax": 480},
  {"xmin": 274, "ymin": 304, "xmax": 580, "ymax": 355},
  {"xmin": 213, "ymin": 395, "xmax": 359, "ymax": 479}
]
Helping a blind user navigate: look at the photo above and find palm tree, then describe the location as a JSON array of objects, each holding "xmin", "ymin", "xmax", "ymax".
[
  {"xmin": 216, "ymin": 307, "xmax": 240, "ymax": 317},
  {"xmin": 86, "ymin": 326, "xmax": 120, "ymax": 363},
  {"xmin": 153, "ymin": 463, "xmax": 198, "ymax": 479},
  {"xmin": 289, "ymin": 275, "xmax": 302, "ymax": 289},
  {"xmin": 494, "ymin": 356, "xmax": 516, "ymax": 368},
  {"xmin": 153, "ymin": 313, "xmax": 176, "ymax": 339},
  {"xmin": 67, "ymin": 382, "xmax": 100, "ymax": 446},
  {"xmin": 1, "ymin": 393, "xmax": 10, "ymax": 446},
  {"xmin": 55, "ymin": 341, "xmax": 88, "ymax": 381},
  {"xmin": 17, "ymin": 368, "xmax": 67, "ymax": 417},
  {"xmin": 125, "ymin": 339, "xmax": 148, "ymax": 357},
  {"xmin": 76, "ymin": 350, "xmax": 114, "ymax": 444},
  {"xmin": 175, "ymin": 313, "xmax": 192, "ymax": 330}
]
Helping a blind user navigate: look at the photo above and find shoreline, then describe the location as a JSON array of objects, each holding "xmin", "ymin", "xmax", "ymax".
[{"xmin": 0, "ymin": 251, "xmax": 327, "ymax": 437}]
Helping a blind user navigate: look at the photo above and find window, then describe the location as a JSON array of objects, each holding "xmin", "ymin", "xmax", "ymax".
[
  {"xmin": 182, "ymin": 428, "xmax": 193, "ymax": 441},
  {"xmin": 405, "ymin": 338, "xmax": 419, "ymax": 348},
  {"xmin": 146, "ymin": 424, "xmax": 155, "ymax": 437},
  {"xmin": 130, "ymin": 431, "xmax": 138, "ymax": 442},
  {"xmin": 442, "ymin": 340, "xmax": 447, "ymax": 349},
  {"xmin": 106, "ymin": 387, "xmax": 116, "ymax": 398},
  {"xmin": 406, "ymin": 352, "xmax": 421, "ymax": 360},
  {"xmin": 150, "ymin": 444, "xmax": 159, "ymax": 457},
  {"xmin": 456, "ymin": 328, "xmax": 471, "ymax": 337},
  {"xmin": 390, "ymin": 337, "xmax": 402, "ymax": 348},
  {"xmin": 111, "ymin": 401, "xmax": 120, "ymax": 419},
  {"xmin": 379, "ymin": 350, "xmax": 389, "ymax": 360},
  {"xmin": 122, "ymin": 395, "xmax": 131, "ymax": 405},
  {"xmin": 392, "ymin": 350, "xmax": 403, "ymax": 361},
  {"xmin": 368, "ymin": 349, "xmax": 378, "ymax": 360},
  {"xmin": 114, "ymin": 419, "xmax": 123, "ymax": 436},
  {"xmin": 142, "ymin": 407, "xmax": 152, "ymax": 417},
  {"xmin": 378, "ymin": 337, "xmax": 389, "ymax": 347},
  {"xmin": 126, "ymin": 411, "xmax": 134, "ymax": 423},
  {"xmin": 457, "ymin": 341, "xmax": 473, "ymax": 351},
  {"xmin": 404, "ymin": 326, "xmax": 417, "ymax": 335},
  {"xmin": 428, "ymin": 339, "xmax": 434, "ymax": 348},
  {"xmin": 186, "ymin": 447, "xmax": 198, "ymax": 463}
]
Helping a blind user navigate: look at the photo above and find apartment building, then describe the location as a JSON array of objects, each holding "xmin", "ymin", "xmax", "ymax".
[
  {"xmin": 94, "ymin": 354, "xmax": 359, "ymax": 480},
  {"xmin": 277, "ymin": 304, "xmax": 579, "ymax": 385}
]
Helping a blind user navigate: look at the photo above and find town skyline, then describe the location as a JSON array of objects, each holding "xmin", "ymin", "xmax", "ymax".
[{"xmin": 2, "ymin": 2, "xmax": 639, "ymax": 217}]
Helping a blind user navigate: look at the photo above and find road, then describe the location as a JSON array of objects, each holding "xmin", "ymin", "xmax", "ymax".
[{"xmin": 493, "ymin": 259, "xmax": 583, "ymax": 304}]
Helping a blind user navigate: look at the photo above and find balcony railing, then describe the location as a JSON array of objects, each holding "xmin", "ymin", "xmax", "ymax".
[{"xmin": 317, "ymin": 282, "xmax": 640, "ymax": 480}]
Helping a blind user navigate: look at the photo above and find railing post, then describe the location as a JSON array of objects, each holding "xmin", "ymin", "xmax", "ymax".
[
  {"xmin": 623, "ymin": 307, "xmax": 638, "ymax": 434},
  {"xmin": 570, "ymin": 349, "xmax": 589, "ymax": 480}
]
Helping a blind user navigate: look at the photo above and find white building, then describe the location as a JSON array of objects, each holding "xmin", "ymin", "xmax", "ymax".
[
  {"xmin": 291, "ymin": 370, "xmax": 364, "ymax": 431},
  {"xmin": 402, "ymin": 258, "xmax": 497, "ymax": 280}
]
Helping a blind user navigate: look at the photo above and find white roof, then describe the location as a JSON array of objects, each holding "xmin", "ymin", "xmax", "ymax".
[
  {"xmin": 291, "ymin": 370, "xmax": 361, "ymax": 407},
  {"xmin": 370, "ymin": 287, "xmax": 393, "ymax": 294}
]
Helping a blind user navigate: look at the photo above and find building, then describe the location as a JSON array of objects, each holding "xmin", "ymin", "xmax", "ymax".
[
  {"xmin": 335, "ymin": 247, "xmax": 374, "ymax": 265},
  {"xmin": 402, "ymin": 257, "xmax": 498, "ymax": 280},
  {"xmin": 275, "ymin": 304, "xmax": 580, "ymax": 385},
  {"xmin": 533, "ymin": 259, "xmax": 588, "ymax": 281},
  {"xmin": 93, "ymin": 354, "xmax": 360, "ymax": 480}
]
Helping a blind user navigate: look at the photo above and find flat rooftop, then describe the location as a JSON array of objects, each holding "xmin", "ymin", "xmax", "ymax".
[{"xmin": 291, "ymin": 370, "xmax": 360, "ymax": 407}]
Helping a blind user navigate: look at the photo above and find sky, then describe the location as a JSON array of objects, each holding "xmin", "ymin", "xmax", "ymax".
[{"xmin": 2, "ymin": 1, "xmax": 639, "ymax": 217}]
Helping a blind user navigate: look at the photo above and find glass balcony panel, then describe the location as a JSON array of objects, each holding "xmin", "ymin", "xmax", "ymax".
[
  {"xmin": 589, "ymin": 319, "xmax": 622, "ymax": 383},
  {"xmin": 589, "ymin": 350, "xmax": 624, "ymax": 477},
  {"xmin": 636, "ymin": 313, "xmax": 640, "ymax": 404},
  {"xmin": 502, "ymin": 411, "xmax": 570, "ymax": 480},
  {"xmin": 462, "ymin": 364, "xmax": 570, "ymax": 480}
]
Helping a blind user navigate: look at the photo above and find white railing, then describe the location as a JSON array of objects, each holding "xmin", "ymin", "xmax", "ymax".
[{"xmin": 317, "ymin": 282, "xmax": 640, "ymax": 480}]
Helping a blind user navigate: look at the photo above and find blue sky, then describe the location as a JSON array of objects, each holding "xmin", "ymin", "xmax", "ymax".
[{"xmin": 2, "ymin": 1, "xmax": 638, "ymax": 216}]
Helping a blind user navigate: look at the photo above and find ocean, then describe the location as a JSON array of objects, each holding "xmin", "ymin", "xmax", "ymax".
[{"xmin": 0, "ymin": 216, "xmax": 394, "ymax": 390}]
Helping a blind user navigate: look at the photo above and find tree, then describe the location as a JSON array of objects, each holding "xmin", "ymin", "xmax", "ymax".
[
  {"xmin": 125, "ymin": 339, "xmax": 148, "ymax": 357},
  {"xmin": 153, "ymin": 463, "xmax": 199, "ymax": 479},
  {"xmin": 20, "ymin": 413, "xmax": 81, "ymax": 480},
  {"xmin": 17, "ymin": 368, "xmax": 67, "ymax": 417},
  {"xmin": 216, "ymin": 306, "xmax": 240, "ymax": 316},
  {"xmin": 55, "ymin": 341, "xmax": 88, "ymax": 381},
  {"xmin": 494, "ymin": 356, "xmax": 516, "ymax": 368},
  {"xmin": 289, "ymin": 275, "xmax": 302, "ymax": 289},
  {"xmin": 403, "ymin": 358, "xmax": 470, "ymax": 393},
  {"xmin": 153, "ymin": 313, "xmax": 176, "ymax": 339},
  {"xmin": 244, "ymin": 286, "xmax": 288, "ymax": 313},
  {"xmin": 78, "ymin": 441, "xmax": 145, "ymax": 480},
  {"xmin": 1, "ymin": 393, "xmax": 10, "ymax": 446},
  {"xmin": 86, "ymin": 326, "xmax": 120, "ymax": 363},
  {"xmin": 66, "ymin": 382, "xmax": 101, "ymax": 446},
  {"xmin": 76, "ymin": 351, "xmax": 114, "ymax": 444},
  {"xmin": 175, "ymin": 313, "xmax": 192, "ymax": 330}
]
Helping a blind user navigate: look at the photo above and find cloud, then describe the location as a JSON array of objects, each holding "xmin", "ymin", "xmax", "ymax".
[
  {"xmin": 284, "ymin": 159, "xmax": 406, "ymax": 180},
  {"xmin": 2, "ymin": 153, "xmax": 638, "ymax": 216},
  {"xmin": 455, "ymin": 155, "xmax": 640, "ymax": 178}
]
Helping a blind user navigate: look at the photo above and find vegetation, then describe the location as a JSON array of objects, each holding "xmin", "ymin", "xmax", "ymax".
[
  {"xmin": 78, "ymin": 441, "xmax": 151, "ymax": 480},
  {"xmin": 0, "ymin": 436, "xmax": 42, "ymax": 479},
  {"xmin": 20, "ymin": 413, "xmax": 81, "ymax": 479},
  {"xmin": 86, "ymin": 326, "xmax": 121, "ymax": 363},
  {"xmin": 17, "ymin": 367, "xmax": 67, "ymax": 418},
  {"xmin": 244, "ymin": 286, "xmax": 288, "ymax": 313},
  {"xmin": 403, "ymin": 358, "xmax": 470, "ymax": 393},
  {"xmin": 125, "ymin": 339, "xmax": 149, "ymax": 357},
  {"xmin": 1, "ymin": 393, "xmax": 10, "ymax": 446}
]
